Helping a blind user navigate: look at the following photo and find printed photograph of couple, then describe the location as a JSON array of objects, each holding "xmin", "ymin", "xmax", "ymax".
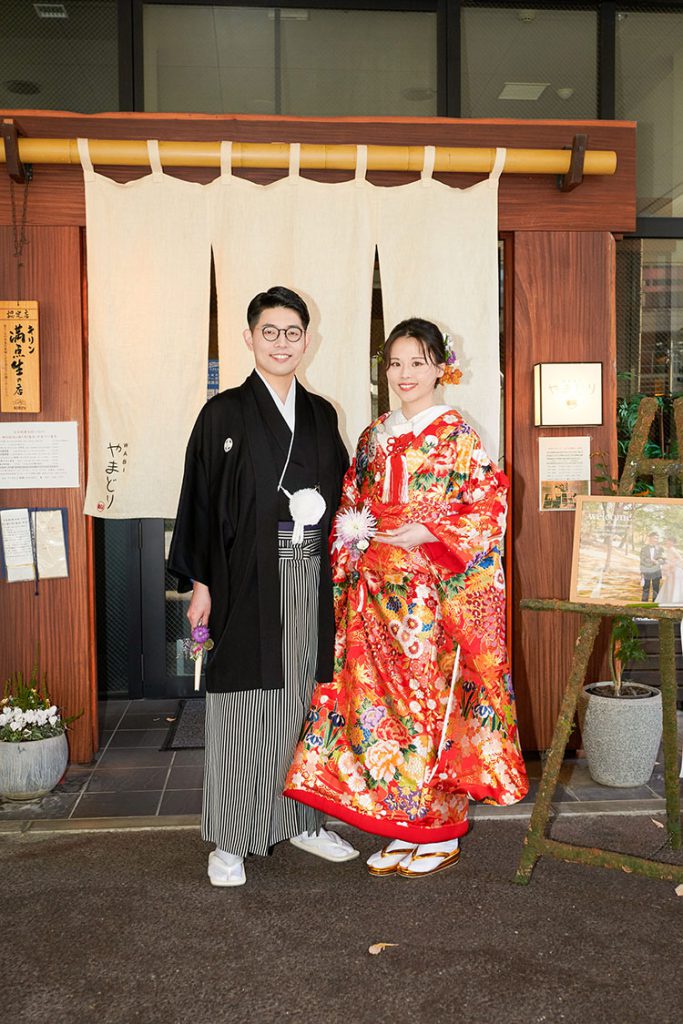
[
  {"xmin": 540, "ymin": 479, "xmax": 590, "ymax": 511},
  {"xmin": 570, "ymin": 496, "xmax": 683, "ymax": 606}
]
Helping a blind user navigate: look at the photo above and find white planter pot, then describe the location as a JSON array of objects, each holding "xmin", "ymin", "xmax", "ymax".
[
  {"xmin": 0, "ymin": 733, "xmax": 69, "ymax": 801},
  {"xmin": 579, "ymin": 682, "xmax": 662, "ymax": 788}
]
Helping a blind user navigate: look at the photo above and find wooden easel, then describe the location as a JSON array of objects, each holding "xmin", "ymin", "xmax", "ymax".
[{"xmin": 515, "ymin": 397, "xmax": 683, "ymax": 885}]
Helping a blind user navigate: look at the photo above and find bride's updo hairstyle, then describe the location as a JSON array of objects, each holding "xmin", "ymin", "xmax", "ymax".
[{"xmin": 383, "ymin": 318, "xmax": 447, "ymax": 370}]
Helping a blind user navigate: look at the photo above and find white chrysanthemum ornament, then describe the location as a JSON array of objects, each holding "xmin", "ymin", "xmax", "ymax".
[{"xmin": 335, "ymin": 504, "xmax": 378, "ymax": 562}]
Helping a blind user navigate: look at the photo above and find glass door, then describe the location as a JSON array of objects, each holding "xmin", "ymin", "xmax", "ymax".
[{"xmin": 139, "ymin": 518, "xmax": 203, "ymax": 699}]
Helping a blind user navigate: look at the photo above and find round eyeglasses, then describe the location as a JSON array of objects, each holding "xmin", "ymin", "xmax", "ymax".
[{"xmin": 260, "ymin": 324, "xmax": 304, "ymax": 343}]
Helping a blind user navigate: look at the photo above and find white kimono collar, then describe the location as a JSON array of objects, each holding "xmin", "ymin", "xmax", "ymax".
[
  {"xmin": 255, "ymin": 371, "xmax": 296, "ymax": 432},
  {"xmin": 384, "ymin": 404, "xmax": 451, "ymax": 439}
]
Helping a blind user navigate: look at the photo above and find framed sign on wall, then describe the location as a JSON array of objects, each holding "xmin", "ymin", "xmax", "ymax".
[{"xmin": 0, "ymin": 301, "xmax": 40, "ymax": 413}]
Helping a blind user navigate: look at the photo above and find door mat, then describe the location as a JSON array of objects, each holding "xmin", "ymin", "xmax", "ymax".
[{"xmin": 162, "ymin": 699, "xmax": 205, "ymax": 750}]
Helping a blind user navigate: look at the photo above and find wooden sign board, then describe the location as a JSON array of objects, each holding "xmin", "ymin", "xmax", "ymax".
[{"xmin": 0, "ymin": 301, "xmax": 40, "ymax": 413}]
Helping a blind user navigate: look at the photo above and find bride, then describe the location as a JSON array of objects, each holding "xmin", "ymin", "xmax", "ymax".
[
  {"xmin": 656, "ymin": 535, "xmax": 683, "ymax": 606},
  {"xmin": 284, "ymin": 317, "xmax": 527, "ymax": 878}
]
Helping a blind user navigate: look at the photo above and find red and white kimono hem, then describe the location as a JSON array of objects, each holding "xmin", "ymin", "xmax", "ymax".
[{"xmin": 285, "ymin": 789, "xmax": 469, "ymax": 844}]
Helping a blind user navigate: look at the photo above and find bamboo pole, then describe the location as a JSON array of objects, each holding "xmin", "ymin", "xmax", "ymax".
[{"xmin": 0, "ymin": 138, "xmax": 617, "ymax": 175}]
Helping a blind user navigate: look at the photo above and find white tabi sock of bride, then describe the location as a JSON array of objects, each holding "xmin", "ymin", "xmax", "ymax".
[
  {"xmin": 385, "ymin": 839, "xmax": 416, "ymax": 853},
  {"xmin": 414, "ymin": 838, "xmax": 459, "ymax": 855}
]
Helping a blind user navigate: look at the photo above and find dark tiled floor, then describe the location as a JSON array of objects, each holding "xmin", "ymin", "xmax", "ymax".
[
  {"xmin": 0, "ymin": 699, "xmax": 680, "ymax": 824},
  {"xmin": 0, "ymin": 700, "xmax": 193, "ymax": 823},
  {"xmin": 72, "ymin": 790, "xmax": 162, "ymax": 819}
]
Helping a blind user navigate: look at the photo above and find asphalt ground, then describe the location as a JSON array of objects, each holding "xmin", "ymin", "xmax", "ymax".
[{"xmin": 4, "ymin": 814, "xmax": 683, "ymax": 1024}]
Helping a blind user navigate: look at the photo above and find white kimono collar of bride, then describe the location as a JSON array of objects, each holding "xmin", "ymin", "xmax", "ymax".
[{"xmin": 384, "ymin": 404, "xmax": 451, "ymax": 439}]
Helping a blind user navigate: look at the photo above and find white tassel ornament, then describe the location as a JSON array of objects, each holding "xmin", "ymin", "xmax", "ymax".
[{"xmin": 286, "ymin": 487, "xmax": 327, "ymax": 544}]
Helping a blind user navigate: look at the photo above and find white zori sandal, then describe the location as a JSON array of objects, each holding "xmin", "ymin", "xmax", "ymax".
[
  {"xmin": 366, "ymin": 839, "xmax": 417, "ymax": 877},
  {"xmin": 289, "ymin": 827, "xmax": 360, "ymax": 862},
  {"xmin": 395, "ymin": 840, "xmax": 460, "ymax": 878},
  {"xmin": 207, "ymin": 850, "xmax": 246, "ymax": 887}
]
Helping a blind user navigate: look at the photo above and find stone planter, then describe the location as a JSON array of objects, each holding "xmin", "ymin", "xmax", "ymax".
[
  {"xmin": 579, "ymin": 682, "xmax": 662, "ymax": 788},
  {"xmin": 0, "ymin": 733, "xmax": 69, "ymax": 801}
]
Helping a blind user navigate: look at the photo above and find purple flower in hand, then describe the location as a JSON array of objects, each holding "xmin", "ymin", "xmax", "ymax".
[{"xmin": 185, "ymin": 625, "xmax": 213, "ymax": 663}]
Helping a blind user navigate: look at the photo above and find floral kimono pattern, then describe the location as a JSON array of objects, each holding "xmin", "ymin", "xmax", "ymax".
[{"xmin": 284, "ymin": 409, "xmax": 528, "ymax": 843}]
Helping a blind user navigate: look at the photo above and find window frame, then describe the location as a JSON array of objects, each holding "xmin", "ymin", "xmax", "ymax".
[{"xmin": 124, "ymin": 0, "xmax": 449, "ymax": 115}]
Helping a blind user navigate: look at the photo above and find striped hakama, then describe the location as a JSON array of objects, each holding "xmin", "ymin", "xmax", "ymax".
[{"xmin": 201, "ymin": 525, "xmax": 324, "ymax": 857}]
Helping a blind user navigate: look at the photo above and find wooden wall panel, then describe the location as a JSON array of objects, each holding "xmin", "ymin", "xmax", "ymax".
[
  {"xmin": 0, "ymin": 111, "xmax": 636, "ymax": 232},
  {"xmin": 0, "ymin": 226, "xmax": 96, "ymax": 763},
  {"xmin": 512, "ymin": 232, "xmax": 618, "ymax": 750}
]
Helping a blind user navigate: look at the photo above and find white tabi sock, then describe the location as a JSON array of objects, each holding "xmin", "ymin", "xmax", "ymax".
[
  {"xmin": 385, "ymin": 839, "xmax": 416, "ymax": 853},
  {"xmin": 414, "ymin": 838, "xmax": 459, "ymax": 856},
  {"xmin": 214, "ymin": 847, "xmax": 243, "ymax": 867}
]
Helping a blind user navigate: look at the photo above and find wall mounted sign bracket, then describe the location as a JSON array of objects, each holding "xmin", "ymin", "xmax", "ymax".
[
  {"xmin": 557, "ymin": 133, "xmax": 587, "ymax": 192},
  {"xmin": 2, "ymin": 119, "xmax": 30, "ymax": 184}
]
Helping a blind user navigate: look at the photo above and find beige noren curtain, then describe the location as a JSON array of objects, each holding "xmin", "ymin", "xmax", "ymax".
[
  {"xmin": 377, "ymin": 146, "xmax": 505, "ymax": 461},
  {"xmin": 80, "ymin": 140, "xmax": 504, "ymax": 517},
  {"xmin": 80, "ymin": 138, "xmax": 211, "ymax": 518},
  {"xmin": 209, "ymin": 142, "xmax": 377, "ymax": 450}
]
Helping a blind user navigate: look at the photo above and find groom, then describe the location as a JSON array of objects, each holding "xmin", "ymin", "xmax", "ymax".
[
  {"xmin": 640, "ymin": 531, "xmax": 663, "ymax": 601},
  {"xmin": 169, "ymin": 286, "xmax": 358, "ymax": 886}
]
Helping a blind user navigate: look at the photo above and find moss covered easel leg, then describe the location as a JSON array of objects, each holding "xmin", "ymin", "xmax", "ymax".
[
  {"xmin": 659, "ymin": 618, "xmax": 681, "ymax": 850},
  {"xmin": 514, "ymin": 614, "xmax": 601, "ymax": 885},
  {"xmin": 515, "ymin": 608, "xmax": 683, "ymax": 886}
]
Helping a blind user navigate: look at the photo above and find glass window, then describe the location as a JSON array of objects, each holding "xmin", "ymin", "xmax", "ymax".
[
  {"xmin": 616, "ymin": 238, "xmax": 683, "ymax": 468},
  {"xmin": 143, "ymin": 5, "xmax": 437, "ymax": 115},
  {"xmin": 616, "ymin": 9, "xmax": 683, "ymax": 217},
  {"xmin": 0, "ymin": 1, "xmax": 119, "ymax": 113},
  {"xmin": 461, "ymin": 5, "xmax": 597, "ymax": 119},
  {"xmin": 617, "ymin": 238, "xmax": 683, "ymax": 399}
]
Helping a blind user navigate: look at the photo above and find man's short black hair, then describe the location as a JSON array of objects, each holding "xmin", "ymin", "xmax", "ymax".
[{"xmin": 246, "ymin": 286, "xmax": 310, "ymax": 332}]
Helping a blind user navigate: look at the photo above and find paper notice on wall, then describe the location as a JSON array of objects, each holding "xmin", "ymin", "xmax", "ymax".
[
  {"xmin": 0, "ymin": 422, "xmax": 79, "ymax": 489},
  {"xmin": 32, "ymin": 509, "xmax": 68, "ymax": 579},
  {"xmin": 539, "ymin": 436, "xmax": 591, "ymax": 512},
  {"xmin": 0, "ymin": 507, "xmax": 69, "ymax": 582},
  {"xmin": 0, "ymin": 508, "xmax": 35, "ymax": 581}
]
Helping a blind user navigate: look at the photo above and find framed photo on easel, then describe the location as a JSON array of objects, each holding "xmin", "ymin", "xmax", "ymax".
[{"xmin": 570, "ymin": 495, "xmax": 683, "ymax": 607}]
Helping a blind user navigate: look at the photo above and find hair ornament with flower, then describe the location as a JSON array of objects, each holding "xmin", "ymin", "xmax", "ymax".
[{"xmin": 441, "ymin": 334, "xmax": 462, "ymax": 386}]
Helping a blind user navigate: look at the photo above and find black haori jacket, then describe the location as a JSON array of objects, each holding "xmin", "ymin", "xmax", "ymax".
[{"xmin": 168, "ymin": 372, "xmax": 349, "ymax": 693}]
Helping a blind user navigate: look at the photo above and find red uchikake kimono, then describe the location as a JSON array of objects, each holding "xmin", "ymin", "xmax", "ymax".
[{"xmin": 284, "ymin": 408, "xmax": 528, "ymax": 843}]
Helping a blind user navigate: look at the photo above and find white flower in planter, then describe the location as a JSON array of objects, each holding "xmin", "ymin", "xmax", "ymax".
[{"xmin": 1, "ymin": 658, "xmax": 79, "ymax": 745}]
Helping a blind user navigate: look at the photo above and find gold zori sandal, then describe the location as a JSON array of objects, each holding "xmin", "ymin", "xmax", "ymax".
[
  {"xmin": 367, "ymin": 844, "xmax": 417, "ymax": 877},
  {"xmin": 396, "ymin": 846, "xmax": 461, "ymax": 878}
]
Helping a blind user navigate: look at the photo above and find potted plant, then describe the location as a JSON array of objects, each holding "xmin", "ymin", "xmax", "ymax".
[
  {"xmin": 0, "ymin": 653, "xmax": 77, "ymax": 801},
  {"xmin": 579, "ymin": 616, "xmax": 662, "ymax": 787}
]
